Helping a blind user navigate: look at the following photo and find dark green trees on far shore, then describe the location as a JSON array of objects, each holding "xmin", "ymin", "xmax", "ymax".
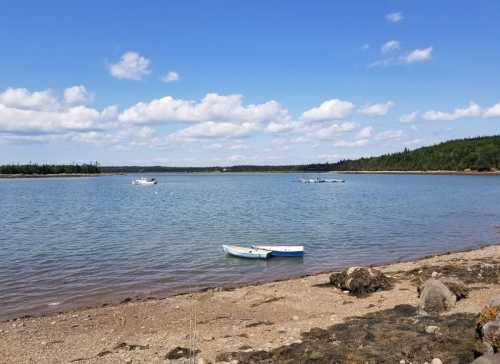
[{"xmin": 0, "ymin": 163, "xmax": 100, "ymax": 175}]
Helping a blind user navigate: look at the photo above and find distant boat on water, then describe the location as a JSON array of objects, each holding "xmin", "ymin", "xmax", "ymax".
[
  {"xmin": 299, "ymin": 177, "xmax": 345, "ymax": 184},
  {"xmin": 132, "ymin": 177, "xmax": 157, "ymax": 186}
]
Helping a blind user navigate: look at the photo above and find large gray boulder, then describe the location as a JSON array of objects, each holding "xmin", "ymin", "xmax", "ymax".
[
  {"xmin": 470, "ymin": 353, "xmax": 500, "ymax": 364},
  {"xmin": 329, "ymin": 267, "xmax": 392, "ymax": 296},
  {"xmin": 418, "ymin": 278, "xmax": 456, "ymax": 314}
]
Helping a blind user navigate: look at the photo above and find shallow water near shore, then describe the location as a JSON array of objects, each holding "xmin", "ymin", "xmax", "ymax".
[{"xmin": 1, "ymin": 173, "xmax": 499, "ymax": 320}]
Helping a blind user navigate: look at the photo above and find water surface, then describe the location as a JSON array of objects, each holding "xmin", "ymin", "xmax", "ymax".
[{"xmin": 1, "ymin": 173, "xmax": 499, "ymax": 319}]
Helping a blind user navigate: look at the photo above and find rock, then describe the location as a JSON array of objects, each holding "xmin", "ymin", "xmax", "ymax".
[
  {"xmin": 425, "ymin": 325, "xmax": 440, "ymax": 334},
  {"xmin": 477, "ymin": 305, "xmax": 500, "ymax": 354},
  {"xmin": 329, "ymin": 267, "xmax": 393, "ymax": 296},
  {"xmin": 292, "ymin": 315, "xmax": 299, "ymax": 321},
  {"xmin": 440, "ymin": 277, "xmax": 469, "ymax": 300},
  {"xmin": 431, "ymin": 271, "xmax": 439, "ymax": 278},
  {"xmin": 471, "ymin": 353, "xmax": 500, "ymax": 363},
  {"xmin": 431, "ymin": 359, "xmax": 442, "ymax": 364},
  {"xmin": 418, "ymin": 279, "xmax": 456, "ymax": 314},
  {"xmin": 197, "ymin": 357, "xmax": 210, "ymax": 364},
  {"xmin": 124, "ymin": 359, "xmax": 132, "ymax": 364},
  {"xmin": 165, "ymin": 346, "xmax": 200, "ymax": 360}
]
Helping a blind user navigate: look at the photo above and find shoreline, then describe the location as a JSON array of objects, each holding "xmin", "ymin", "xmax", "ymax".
[
  {"xmin": 337, "ymin": 170, "xmax": 500, "ymax": 176},
  {"xmin": 3, "ymin": 242, "xmax": 497, "ymax": 323},
  {"xmin": 0, "ymin": 173, "xmax": 114, "ymax": 179},
  {"xmin": 2, "ymin": 244, "xmax": 500, "ymax": 362}
]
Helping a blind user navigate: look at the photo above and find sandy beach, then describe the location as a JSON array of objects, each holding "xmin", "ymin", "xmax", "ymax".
[{"xmin": 1, "ymin": 245, "xmax": 500, "ymax": 363}]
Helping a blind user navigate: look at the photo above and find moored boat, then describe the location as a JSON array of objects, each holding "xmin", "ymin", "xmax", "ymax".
[
  {"xmin": 253, "ymin": 245, "xmax": 304, "ymax": 257},
  {"xmin": 132, "ymin": 177, "xmax": 157, "ymax": 186},
  {"xmin": 222, "ymin": 244, "xmax": 271, "ymax": 259}
]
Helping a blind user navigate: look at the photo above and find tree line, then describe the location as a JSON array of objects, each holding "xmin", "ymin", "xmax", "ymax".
[
  {"xmin": 0, "ymin": 163, "xmax": 101, "ymax": 175},
  {"xmin": 332, "ymin": 135, "xmax": 500, "ymax": 172}
]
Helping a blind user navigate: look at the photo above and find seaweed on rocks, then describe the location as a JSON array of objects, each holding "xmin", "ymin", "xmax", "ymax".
[{"xmin": 216, "ymin": 305, "xmax": 479, "ymax": 363}]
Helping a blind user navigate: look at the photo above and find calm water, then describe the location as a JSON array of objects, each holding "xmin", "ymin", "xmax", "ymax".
[{"xmin": 1, "ymin": 173, "xmax": 499, "ymax": 319}]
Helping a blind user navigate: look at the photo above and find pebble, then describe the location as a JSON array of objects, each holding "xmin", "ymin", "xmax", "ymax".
[
  {"xmin": 124, "ymin": 359, "xmax": 132, "ymax": 364},
  {"xmin": 400, "ymin": 360, "xmax": 406, "ymax": 364},
  {"xmin": 425, "ymin": 325, "xmax": 439, "ymax": 334},
  {"xmin": 41, "ymin": 341, "xmax": 47, "ymax": 346},
  {"xmin": 431, "ymin": 271, "xmax": 439, "ymax": 278},
  {"xmin": 292, "ymin": 315, "xmax": 299, "ymax": 321},
  {"xmin": 431, "ymin": 359, "xmax": 443, "ymax": 364},
  {"xmin": 197, "ymin": 358, "xmax": 209, "ymax": 364},
  {"xmin": 50, "ymin": 321, "xmax": 56, "ymax": 325}
]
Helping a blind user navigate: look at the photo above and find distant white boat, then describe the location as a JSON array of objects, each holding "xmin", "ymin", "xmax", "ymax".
[
  {"xmin": 253, "ymin": 245, "xmax": 304, "ymax": 257},
  {"xmin": 299, "ymin": 177, "xmax": 345, "ymax": 184},
  {"xmin": 132, "ymin": 177, "xmax": 157, "ymax": 186},
  {"xmin": 222, "ymin": 244, "xmax": 271, "ymax": 259}
]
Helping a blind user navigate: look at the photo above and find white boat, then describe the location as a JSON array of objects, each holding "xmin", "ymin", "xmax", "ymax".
[
  {"xmin": 132, "ymin": 177, "xmax": 157, "ymax": 186},
  {"xmin": 253, "ymin": 245, "xmax": 304, "ymax": 257},
  {"xmin": 222, "ymin": 245, "xmax": 271, "ymax": 259},
  {"xmin": 300, "ymin": 177, "xmax": 344, "ymax": 183}
]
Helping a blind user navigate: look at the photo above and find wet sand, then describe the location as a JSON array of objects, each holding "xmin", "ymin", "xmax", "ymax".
[{"xmin": 2, "ymin": 245, "xmax": 500, "ymax": 363}]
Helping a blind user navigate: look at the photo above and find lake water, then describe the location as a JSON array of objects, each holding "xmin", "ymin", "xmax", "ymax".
[{"xmin": 1, "ymin": 173, "xmax": 499, "ymax": 320}]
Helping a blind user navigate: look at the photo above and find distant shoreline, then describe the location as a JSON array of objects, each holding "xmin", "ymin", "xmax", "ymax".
[
  {"xmin": 0, "ymin": 173, "xmax": 110, "ymax": 179},
  {"xmin": 336, "ymin": 170, "xmax": 500, "ymax": 176}
]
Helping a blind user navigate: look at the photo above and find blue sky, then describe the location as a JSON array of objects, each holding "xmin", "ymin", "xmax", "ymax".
[{"xmin": 1, "ymin": 0, "xmax": 499, "ymax": 166}]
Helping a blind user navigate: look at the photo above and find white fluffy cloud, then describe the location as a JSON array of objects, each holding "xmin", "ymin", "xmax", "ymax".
[
  {"xmin": 422, "ymin": 102, "xmax": 481, "ymax": 121},
  {"xmin": 109, "ymin": 52, "xmax": 151, "ymax": 80},
  {"xmin": 402, "ymin": 47, "xmax": 433, "ymax": 63},
  {"xmin": 161, "ymin": 71, "xmax": 180, "ymax": 83},
  {"xmin": 0, "ymin": 87, "xmax": 58, "ymax": 111},
  {"xmin": 381, "ymin": 40, "xmax": 400, "ymax": 54},
  {"xmin": 400, "ymin": 111, "xmax": 418, "ymax": 123},
  {"xmin": 0, "ymin": 87, "xmax": 114, "ymax": 134},
  {"xmin": 301, "ymin": 99, "xmax": 354, "ymax": 121},
  {"xmin": 356, "ymin": 126, "xmax": 373, "ymax": 139},
  {"xmin": 386, "ymin": 12, "xmax": 403, "ymax": 23},
  {"xmin": 483, "ymin": 103, "xmax": 500, "ymax": 118},
  {"xmin": 375, "ymin": 129, "xmax": 403, "ymax": 141},
  {"xmin": 312, "ymin": 122, "xmax": 359, "ymax": 140},
  {"xmin": 64, "ymin": 85, "xmax": 92, "ymax": 105},
  {"xmin": 334, "ymin": 139, "xmax": 369, "ymax": 147},
  {"xmin": 119, "ymin": 93, "xmax": 290, "ymax": 126},
  {"xmin": 359, "ymin": 101, "xmax": 395, "ymax": 116},
  {"xmin": 168, "ymin": 121, "xmax": 258, "ymax": 141}
]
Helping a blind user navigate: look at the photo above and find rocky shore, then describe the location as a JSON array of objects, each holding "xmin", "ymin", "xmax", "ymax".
[{"xmin": 2, "ymin": 245, "xmax": 500, "ymax": 363}]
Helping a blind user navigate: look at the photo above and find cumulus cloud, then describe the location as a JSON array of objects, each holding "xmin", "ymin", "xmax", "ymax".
[
  {"xmin": 422, "ymin": 102, "xmax": 481, "ymax": 121},
  {"xmin": 375, "ymin": 129, "xmax": 403, "ymax": 141},
  {"xmin": 312, "ymin": 122, "xmax": 359, "ymax": 140},
  {"xmin": 161, "ymin": 71, "xmax": 180, "ymax": 83},
  {"xmin": 334, "ymin": 139, "xmax": 369, "ymax": 147},
  {"xmin": 400, "ymin": 111, "xmax": 418, "ymax": 123},
  {"xmin": 167, "ymin": 121, "xmax": 258, "ymax": 141},
  {"xmin": 64, "ymin": 85, "xmax": 92, "ymax": 105},
  {"xmin": 386, "ymin": 12, "xmax": 403, "ymax": 23},
  {"xmin": 0, "ymin": 87, "xmax": 58, "ymax": 111},
  {"xmin": 402, "ymin": 47, "xmax": 433, "ymax": 63},
  {"xmin": 356, "ymin": 126, "xmax": 373, "ymax": 139},
  {"xmin": 119, "ymin": 93, "xmax": 290, "ymax": 126},
  {"xmin": 109, "ymin": 52, "xmax": 151, "ymax": 80},
  {"xmin": 301, "ymin": 99, "xmax": 354, "ymax": 121},
  {"xmin": 359, "ymin": 101, "xmax": 395, "ymax": 116},
  {"xmin": 0, "ymin": 87, "xmax": 115, "ymax": 135},
  {"xmin": 483, "ymin": 103, "xmax": 500, "ymax": 118},
  {"xmin": 381, "ymin": 40, "xmax": 400, "ymax": 54}
]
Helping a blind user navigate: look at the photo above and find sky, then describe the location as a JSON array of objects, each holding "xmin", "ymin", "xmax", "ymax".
[{"xmin": 1, "ymin": 0, "xmax": 499, "ymax": 166}]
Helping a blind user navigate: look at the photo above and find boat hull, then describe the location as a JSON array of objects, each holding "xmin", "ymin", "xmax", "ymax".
[
  {"xmin": 222, "ymin": 245, "xmax": 271, "ymax": 259},
  {"xmin": 253, "ymin": 245, "xmax": 304, "ymax": 257}
]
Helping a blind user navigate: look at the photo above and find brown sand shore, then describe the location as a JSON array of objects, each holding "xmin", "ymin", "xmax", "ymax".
[{"xmin": 2, "ymin": 245, "xmax": 500, "ymax": 363}]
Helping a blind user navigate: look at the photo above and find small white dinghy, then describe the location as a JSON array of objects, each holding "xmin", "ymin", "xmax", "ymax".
[
  {"xmin": 253, "ymin": 245, "xmax": 304, "ymax": 257},
  {"xmin": 132, "ymin": 177, "xmax": 157, "ymax": 186},
  {"xmin": 222, "ymin": 245, "xmax": 271, "ymax": 259}
]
